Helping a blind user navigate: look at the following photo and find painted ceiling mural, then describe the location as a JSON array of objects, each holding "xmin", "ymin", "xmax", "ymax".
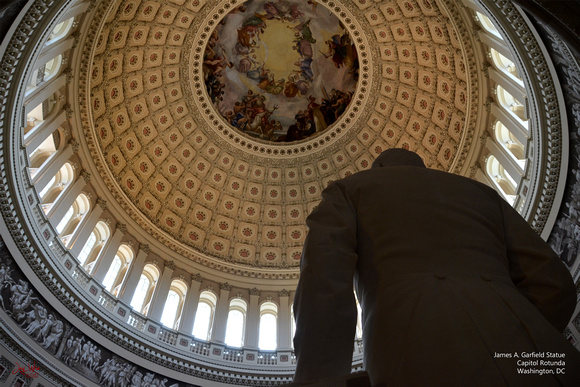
[
  {"xmin": 83, "ymin": 0, "xmax": 477, "ymax": 274},
  {"xmin": 204, "ymin": 0, "xmax": 359, "ymax": 142}
]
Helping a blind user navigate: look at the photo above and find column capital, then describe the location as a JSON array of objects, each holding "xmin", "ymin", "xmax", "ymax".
[
  {"xmin": 220, "ymin": 282, "xmax": 232, "ymax": 291},
  {"xmin": 80, "ymin": 170, "xmax": 91, "ymax": 183},
  {"xmin": 117, "ymin": 223, "xmax": 128, "ymax": 234},
  {"xmin": 69, "ymin": 138, "xmax": 79, "ymax": 152},
  {"xmin": 63, "ymin": 103, "xmax": 73, "ymax": 119},
  {"xmin": 192, "ymin": 273, "xmax": 203, "ymax": 283},
  {"xmin": 165, "ymin": 260, "xmax": 176, "ymax": 271},
  {"xmin": 278, "ymin": 289, "xmax": 290, "ymax": 298},
  {"xmin": 64, "ymin": 67, "xmax": 74, "ymax": 83},
  {"xmin": 139, "ymin": 243, "xmax": 150, "ymax": 254},
  {"xmin": 249, "ymin": 288, "xmax": 260, "ymax": 296},
  {"xmin": 484, "ymin": 96, "xmax": 494, "ymax": 114},
  {"xmin": 96, "ymin": 198, "xmax": 107, "ymax": 210}
]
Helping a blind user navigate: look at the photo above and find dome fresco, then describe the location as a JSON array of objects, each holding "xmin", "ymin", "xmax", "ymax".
[
  {"xmin": 85, "ymin": 0, "xmax": 476, "ymax": 275},
  {"xmin": 204, "ymin": 0, "xmax": 359, "ymax": 142}
]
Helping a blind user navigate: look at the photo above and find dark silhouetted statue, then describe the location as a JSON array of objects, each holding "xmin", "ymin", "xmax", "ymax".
[{"xmin": 293, "ymin": 148, "xmax": 580, "ymax": 386}]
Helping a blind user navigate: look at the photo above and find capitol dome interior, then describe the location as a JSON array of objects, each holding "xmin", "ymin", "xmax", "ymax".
[{"xmin": 1, "ymin": 0, "xmax": 579, "ymax": 385}]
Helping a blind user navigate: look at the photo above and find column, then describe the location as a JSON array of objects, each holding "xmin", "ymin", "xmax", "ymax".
[
  {"xmin": 119, "ymin": 245, "xmax": 149, "ymax": 304},
  {"xmin": 24, "ymin": 73, "xmax": 66, "ymax": 115},
  {"xmin": 211, "ymin": 283, "xmax": 231, "ymax": 343},
  {"xmin": 244, "ymin": 288, "xmax": 260, "ymax": 349},
  {"xmin": 24, "ymin": 110, "xmax": 67, "ymax": 155},
  {"xmin": 491, "ymin": 103, "xmax": 529, "ymax": 144},
  {"xmin": 91, "ymin": 224, "xmax": 126, "ymax": 281},
  {"xmin": 488, "ymin": 68, "xmax": 526, "ymax": 106},
  {"xmin": 32, "ymin": 139, "xmax": 77, "ymax": 193},
  {"xmin": 47, "ymin": 171, "xmax": 90, "ymax": 227},
  {"xmin": 277, "ymin": 290, "xmax": 291, "ymax": 349},
  {"xmin": 179, "ymin": 274, "xmax": 202, "ymax": 334},
  {"xmin": 148, "ymin": 261, "xmax": 176, "ymax": 321},
  {"xmin": 69, "ymin": 198, "xmax": 106, "ymax": 256},
  {"xmin": 478, "ymin": 30, "xmax": 511, "ymax": 60}
]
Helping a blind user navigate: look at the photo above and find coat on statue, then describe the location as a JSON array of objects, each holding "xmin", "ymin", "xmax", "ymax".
[{"xmin": 292, "ymin": 149, "xmax": 580, "ymax": 386}]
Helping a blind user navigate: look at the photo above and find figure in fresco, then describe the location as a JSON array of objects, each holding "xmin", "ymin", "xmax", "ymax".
[
  {"xmin": 204, "ymin": 41, "xmax": 234, "ymax": 105},
  {"xmin": 64, "ymin": 335, "xmax": 85, "ymax": 366},
  {"xmin": 23, "ymin": 302, "xmax": 48, "ymax": 335},
  {"xmin": 10, "ymin": 280, "xmax": 33, "ymax": 323},
  {"xmin": 0, "ymin": 263, "xmax": 11, "ymax": 289},
  {"xmin": 204, "ymin": 0, "xmax": 359, "ymax": 142},
  {"xmin": 307, "ymin": 95, "xmax": 327, "ymax": 132},
  {"xmin": 283, "ymin": 74, "xmax": 301, "ymax": 98},
  {"xmin": 237, "ymin": 15, "xmax": 266, "ymax": 47},
  {"xmin": 289, "ymin": 18, "xmax": 316, "ymax": 43},
  {"xmin": 288, "ymin": 3, "xmax": 304, "ymax": 20},
  {"xmin": 293, "ymin": 57, "xmax": 314, "ymax": 81},
  {"xmin": 36, "ymin": 313, "xmax": 56, "ymax": 342},
  {"xmin": 307, "ymin": 0, "xmax": 319, "ymax": 12},
  {"xmin": 80, "ymin": 340, "xmax": 92, "ymax": 365},
  {"xmin": 263, "ymin": 1, "xmax": 283, "ymax": 20},
  {"xmin": 262, "ymin": 1, "xmax": 304, "ymax": 21},
  {"xmin": 0, "ymin": 245, "xmax": 194, "ymax": 387},
  {"xmin": 293, "ymin": 35, "xmax": 313, "ymax": 58},
  {"xmin": 131, "ymin": 370, "xmax": 143, "ymax": 386},
  {"xmin": 88, "ymin": 348, "xmax": 101, "ymax": 371},
  {"xmin": 42, "ymin": 319, "xmax": 64, "ymax": 351},
  {"xmin": 323, "ymin": 31, "xmax": 359, "ymax": 79},
  {"xmin": 244, "ymin": 102, "xmax": 280, "ymax": 139}
]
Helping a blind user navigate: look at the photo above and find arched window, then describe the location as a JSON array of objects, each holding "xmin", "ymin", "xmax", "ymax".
[
  {"xmin": 494, "ymin": 121, "xmax": 526, "ymax": 163},
  {"xmin": 101, "ymin": 244, "xmax": 134, "ymax": 296},
  {"xmin": 496, "ymin": 85, "xmax": 528, "ymax": 126},
  {"xmin": 28, "ymin": 132, "xmax": 58, "ymax": 170},
  {"xmin": 160, "ymin": 279, "xmax": 188, "ymax": 330},
  {"xmin": 490, "ymin": 48, "xmax": 521, "ymax": 82},
  {"xmin": 258, "ymin": 301, "xmax": 277, "ymax": 350},
  {"xmin": 476, "ymin": 11, "xmax": 501, "ymax": 38},
  {"xmin": 46, "ymin": 17, "xmax": 75, "ymax": 44},
  {"xmin": 25, "ymin": 93, "xmax": 58, "ymax": 135},
  {"xmin": 486, "ymin": 155, "xmax": 517, "ymax": 205},
  {"xmin": 225, "ymin": 298, "xmax": 247, "ymax": 347},
  {"xmin": 79, "ymin": 221, "xmax": 110, "ymax": 269},
  {"xmin": 27, "ymin": 55, "xmax": 63, "ymax": 92},
  {"xmin": 56, "ymin": 193, "xmax": 90, "ymax": 245},
  {"xmin": 43, "ymin": 55, "xmax": 63, "ymax": 83},
  {"xmin": 192, "ymin": 291, "xmax": 217, "ymax": 340},
  {"xmin": 38, "ymin": 176, "xmax": 56, "ymax": 199},
  {"xmin": 130, "ymin": 264, "xmax": 159, "ymax": 315},
  {"xmin": 78, "ymin": 232, "xmax": 96, "ymax": 265},
  {"xmin": 38, "ymin": 162, "xmax": 74, "ymax": 209},
  {"xmin": 56, "ymin": 206, "xmax": 73, "ymax": 234},
  {"xmin": 102, "ymin": 256, "xmax": 121, "ymax": 292}
]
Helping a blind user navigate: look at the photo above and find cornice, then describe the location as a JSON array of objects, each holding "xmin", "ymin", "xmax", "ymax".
[{"xmin": 478, "ymin": 0, "xmax": 567, "ymax": 236}]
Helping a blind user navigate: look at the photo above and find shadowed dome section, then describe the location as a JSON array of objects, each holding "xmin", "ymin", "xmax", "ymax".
[{"xmin": 204, "ymin": 0, "xmax": 359, "ymax": 143}]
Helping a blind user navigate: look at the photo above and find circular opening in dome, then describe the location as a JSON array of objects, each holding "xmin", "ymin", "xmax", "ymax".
[{"xmin": 203, "ymin": 0, "xmax": 359, "ymax": 143}]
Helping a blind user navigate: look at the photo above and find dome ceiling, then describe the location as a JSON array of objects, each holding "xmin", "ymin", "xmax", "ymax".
[{"xmin": 81, "ymin": 0, "xmax": 478, "ymax": 273}]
